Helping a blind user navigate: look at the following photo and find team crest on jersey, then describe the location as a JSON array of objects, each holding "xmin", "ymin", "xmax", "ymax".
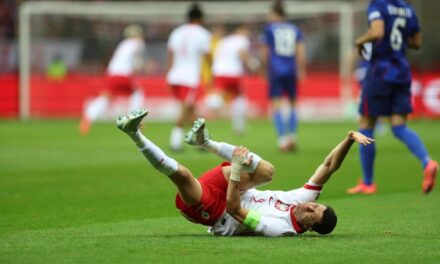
[
  {"xmin": 274, "ymin": 200, "xmax": 290, "ymax": 211},
  {"xmin": 201, "ymin": 210, "xmax": 210, "ymax": 219}
]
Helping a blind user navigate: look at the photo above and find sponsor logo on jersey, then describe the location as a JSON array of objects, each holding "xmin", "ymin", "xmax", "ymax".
[{"xmin": 274, "ymin": 200, "xmax": 290, "ymax": 212}]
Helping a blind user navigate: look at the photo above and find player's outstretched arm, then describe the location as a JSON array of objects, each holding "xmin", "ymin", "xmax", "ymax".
[
  {"xmin": 309, "ymin": 131, "xmax": 374, "ymax": 186},
  {"xmin": 226, "ymin": 147, "xmax": 251, "ymax": 223}
]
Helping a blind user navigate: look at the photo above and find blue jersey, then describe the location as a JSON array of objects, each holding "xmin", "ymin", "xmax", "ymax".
[
  {"xmin": 355, "ymin": 59, "xmax": 370, "ymax": 84},
  {"xmin": 367, "ymin": 0, "xmax": 420, "ymax": 83},
  {"xmin": 263, "ymin": 22, "xmax": 303, "ymax": 77}
]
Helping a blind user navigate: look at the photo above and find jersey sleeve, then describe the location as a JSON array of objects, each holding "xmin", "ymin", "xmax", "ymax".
[
  {"xmin": 408, "ymin": 7, "xmax": 421, "ymax": 35},
  {"xmin": 367, "ymin": 1, "xmax": 384, "ymax": 24},
  {"xmin": 279, "ymin": 183, "xmax": 322, "ymax": 204}
]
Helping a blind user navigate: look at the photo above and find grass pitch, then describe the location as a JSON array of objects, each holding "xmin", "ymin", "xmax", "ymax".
[{"xmin": 1, "ymin": 119, "xmax": 439, "ymax": 263}]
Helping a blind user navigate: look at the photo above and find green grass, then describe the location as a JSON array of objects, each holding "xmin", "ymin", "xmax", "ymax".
[{"xmin": 1, "ymin": 119, "xmax": 439, "ymax": 263}]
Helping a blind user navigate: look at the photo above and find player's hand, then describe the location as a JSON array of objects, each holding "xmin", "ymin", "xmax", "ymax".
[
  {"xmin": 232, "ymin": 146, "xmax": 252, "ymax": 166},
  {"xmin": 355, "ymin": 42, "xmax": 364, "ymax": 58},
  {"xmin": 348, "ymin": 131, "xmax": 375, "ymax": 146}
]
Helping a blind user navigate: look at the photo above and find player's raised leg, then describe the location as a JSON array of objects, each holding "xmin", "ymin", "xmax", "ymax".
[
  {"xmin": 116, "ymin": 108, "xmax": 202, "ymax": 206},
  {"xmin": 185, "ymin": 118, "xmax": 273, "ymax": 187}
]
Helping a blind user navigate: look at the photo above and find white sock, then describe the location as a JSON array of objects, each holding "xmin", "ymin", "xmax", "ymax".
[
  {"xmin": 202, "ymin": 140, "xmax": 261, "ymax": 174},
  {"xmin": 170, "ymin": 127, "xmax": 184, "ymax": 150},
  {"xmin": 85, "ymin": 95, "xmax": 109, "ymax": 121},
  {"xmin": 129, "ymin": 130, "xmax": 178, "ymax": 176},
  {"xmin": 231, "ymin": 96, "xmax": 247, "ymax": 134}
]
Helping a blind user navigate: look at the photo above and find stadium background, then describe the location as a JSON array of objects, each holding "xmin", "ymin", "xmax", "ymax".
[{"xmin": 0, "ymin": 0, "xmax": 439, "ymax": 120}]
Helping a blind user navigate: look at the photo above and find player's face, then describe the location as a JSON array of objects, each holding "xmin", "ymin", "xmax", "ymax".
[
  {"xmin": 296, "ymin": 202, "xmax": 326, "ymax": 224},
  {"xmin": 267, "ymin": 12, "xmax": 278, "ymax": 23}
]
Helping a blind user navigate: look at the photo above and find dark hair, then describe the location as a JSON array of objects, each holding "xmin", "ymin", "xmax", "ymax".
[
  {"xmin": 187, "ymin": 3, "xmax": 203, "ymax": 21},
  {"xmin": 272, "ymin": 0, "xmax": 286, "ymax": 17},
  {"xmin": 312, "ymin": 206, "xmax": 337, "ymax": 235}
]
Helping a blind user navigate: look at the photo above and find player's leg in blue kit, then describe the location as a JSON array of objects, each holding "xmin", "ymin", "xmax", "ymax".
[
  {"xmin": 273, "ymin": 105, "xmax": 285, "ymax": 138},
  {"xmin": 347, "ymin": 116, "xmax": 377, "ymax": 194},
  {"xmin": 390, "ymin": 115, "xmax": 437, "ymax": 193},
  {"xmin": 359, "ymin": 127, "xmax": 375, "ymax": 185},
  {"xmin": 286, "ymin": 75, "xmax": 298, "ymax": 142},
  {"xmin": 287, "ymin": 107, "xmax": 297, "ymax": 136},
  {"xmin": 389, "ymin": 83, "xmax": 430, "ymax": 168},
  {"xmin": 269, "ymin": 76, "xmax": 287, "ymax": 148},
  {"xmin": 392, "ymin": 123, "xmax": 429, "ymax": 167},
  {"xmin": 388, "ymin": 83, "xmax": 438, "ymax": 193},
  {"xmin": 347, "ymin": 77, "xmax": 386, "ymax": 194},
  {"xmin": 270, "ymin": 75, "xmax": 298, "ymax": 152}
]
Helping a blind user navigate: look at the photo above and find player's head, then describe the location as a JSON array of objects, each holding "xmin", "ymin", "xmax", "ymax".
[
  {"xmin": 269, "ymin": 0, "xmax": 286, "ymax": 21},
  {"xmin": 312, "ymin": 205, "xmax": 337, "ymax": 235},
  {"xmin": 124, "ymin": 24, "xmax": 143, "ymax": 38},
  {"xmin": 234, "ymin": 24, "xmax": 250, "ymax": 37},
  {"xmin": 295, "ymin": 202, "xmax": 337, "ymax": 235},
  {"xmin": 187, "ymin": 3, "xmax": 204, "ymax": 23}
]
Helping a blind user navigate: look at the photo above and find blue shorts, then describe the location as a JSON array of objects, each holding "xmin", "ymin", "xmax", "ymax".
[
  {"xmin": 359, "ymin": 78, "xmax": 412, "ymax": 116},
  {"xmin": 269, "ymin": 75, "xmax": 297, "ymax": 100}
]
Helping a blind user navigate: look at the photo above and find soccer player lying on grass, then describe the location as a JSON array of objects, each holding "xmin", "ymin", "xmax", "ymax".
[{"xmin": 116, "ymin": 108, "xmax": 374, "ymax": 236}]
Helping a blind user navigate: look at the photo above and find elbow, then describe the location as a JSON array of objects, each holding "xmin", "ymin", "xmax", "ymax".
[
  {"xmin": 258, "ymin": 161, "xmax": 275, "ymax": 184},
  {"xmin": 372, "ymin": 30, "xmax": 385, "ymax": 40},
  {"xmin": 265, "ymin": 162, "xmax": 275, "ymax": 182}
]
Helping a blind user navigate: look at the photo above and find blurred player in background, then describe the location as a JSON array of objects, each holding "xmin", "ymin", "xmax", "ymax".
[
  {"xmin": 166, "ymin": 3, "xmax": 211, "ymax": 152},
  {"xmin": 209, "ymin": 25, "xmax": 251, "ymax": 135},
  {"xmin": 346, "ymin": 48, "xmax": 387, "ymax": 136},
  {"xmin": 116, "ymin": 108, "xmax": 373, "ymax": 236},
  {"xmin": 348, "ymin": 0, "xmax": 438, "ymax": 194},
  {"xmin": 79, "ymin": 24, "xmax": 146, "ymax": 135},
  {"xmin": 261, "ymin": 0, "xmax": 306, "ymax": 152}
]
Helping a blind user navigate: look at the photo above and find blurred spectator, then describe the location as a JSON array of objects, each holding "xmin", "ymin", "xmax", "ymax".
[
  {"xmin": 0, "ymin": 0, "xmax": 15, "ymax": 40},
  {"xmin": 46, "ymin": 54, "xmax": 67, "ymax": 81}
]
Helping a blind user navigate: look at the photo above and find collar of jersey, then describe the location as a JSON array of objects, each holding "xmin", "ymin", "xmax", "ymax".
[{"xmin": 289, "ymin": 206, "xmax": 305, "ymax": 234}]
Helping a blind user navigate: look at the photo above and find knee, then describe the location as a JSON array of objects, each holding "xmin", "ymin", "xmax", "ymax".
[
  {"xmin": 169, "ymin": 165, "xmax": 193, "ymax": 184},
  {"xmin": 391, "ymin": 124, "xmax": 406, "ymax": 139},
  {"xmin": 258, "ymin": 160, "xmax": 275, "ymax": 183}
]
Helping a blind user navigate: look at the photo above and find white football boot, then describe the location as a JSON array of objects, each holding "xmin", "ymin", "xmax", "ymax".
[
  {"xmin": 116, "ymin": 108, "xmax": 149, "ymax": 133},
  {"xmin": 184, "ymin": 118, "xmax": 211, "ymax": 146}
]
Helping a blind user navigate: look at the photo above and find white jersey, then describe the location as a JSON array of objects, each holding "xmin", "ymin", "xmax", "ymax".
[
  {"xmin": 209, "ymin": 184, "xmax": 322, "ymax": 237},
  {"xmin": 166, "ymin": 24, "xmax": 211, "ymax": 87},
  {"xmin": 107, "ymin": 38, "xmax": 146, "ymax": 76},
  {"xmin": 212, "ymin": 34, "xmax": 250, "ymax": 77}
]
